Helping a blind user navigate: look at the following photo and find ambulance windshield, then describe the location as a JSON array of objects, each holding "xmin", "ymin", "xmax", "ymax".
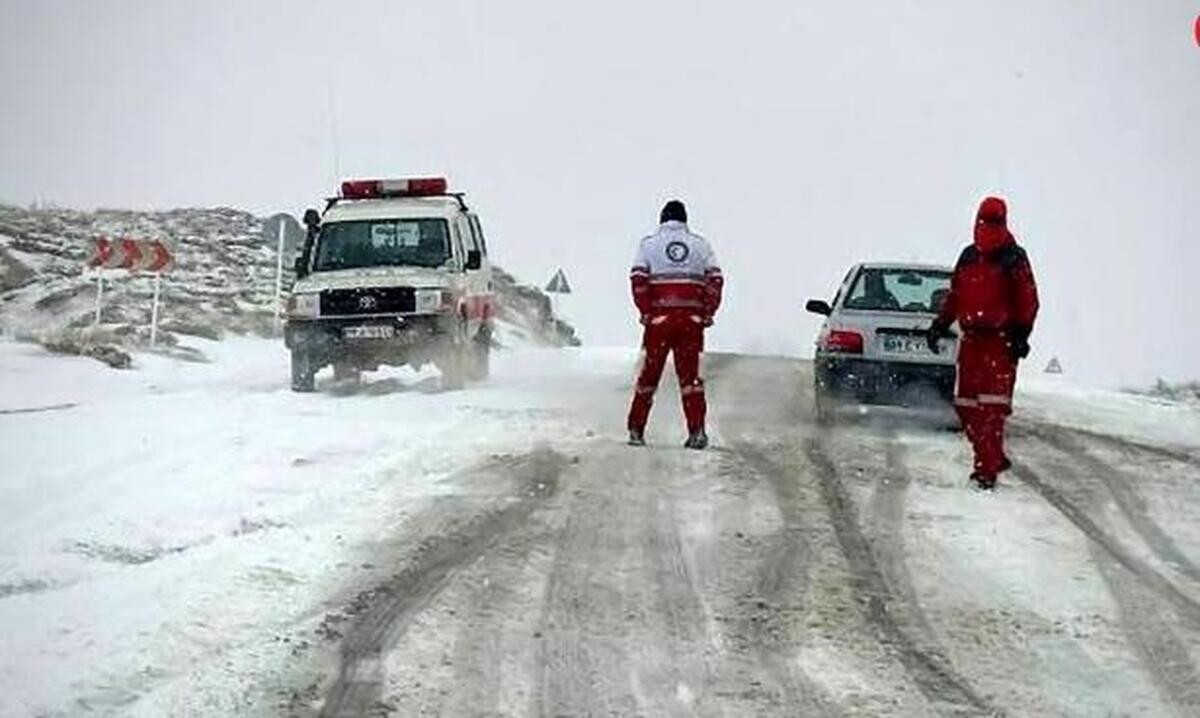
[{"xmin": 313, "ymin": 218, "xmax": 451, "ymax": 271}]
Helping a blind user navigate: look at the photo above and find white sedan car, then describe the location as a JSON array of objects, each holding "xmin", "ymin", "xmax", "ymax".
[{"xmin": 805, "ymin": 262, "xmax": 958, "ymax": 424}]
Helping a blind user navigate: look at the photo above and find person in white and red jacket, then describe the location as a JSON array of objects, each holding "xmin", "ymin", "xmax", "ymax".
[{"xmin": 627, "ymin": 200, "xmax": 723, "ymax": 449}]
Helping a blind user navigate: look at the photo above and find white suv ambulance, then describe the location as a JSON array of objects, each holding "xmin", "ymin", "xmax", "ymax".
[{"xmin": 285, "ymin": 177, "xmax": 496, "ymax": 391}]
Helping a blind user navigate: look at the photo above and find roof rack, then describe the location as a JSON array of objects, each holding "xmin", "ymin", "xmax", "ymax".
[{"xmin": 324, "ymin": 192, "xmax": 469, "ymax": 213}]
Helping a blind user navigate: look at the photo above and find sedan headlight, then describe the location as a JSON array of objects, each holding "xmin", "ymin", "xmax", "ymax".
[
  {"xmin": 286, "ymin": 292, "xmax": 319, "ymax": 318},
  {"xmin": 414, "ymin": 288, "xmax": 444, "ymax": 313}
]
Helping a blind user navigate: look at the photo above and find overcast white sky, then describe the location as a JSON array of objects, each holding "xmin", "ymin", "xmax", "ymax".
[{"xmin": 2, "ymin": 1, "xmax": 1197, "ymax": 386}]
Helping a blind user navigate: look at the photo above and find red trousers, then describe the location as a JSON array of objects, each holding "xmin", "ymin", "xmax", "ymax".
[
  {"xmin": 627, "ymin": 313, "xmax": 706, "ymax": 434},
  {"xmin": 954, "ymin": 332, "xmax": 1017, "ymax": 477}
]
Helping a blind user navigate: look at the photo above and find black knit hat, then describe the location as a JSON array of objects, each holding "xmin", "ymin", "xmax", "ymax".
[{"xmin": 660, "ymin": 200, "xmax": 687, "ymax": 224}]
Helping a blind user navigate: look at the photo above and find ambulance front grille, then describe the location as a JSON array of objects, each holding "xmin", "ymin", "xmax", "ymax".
[{"xmin": 320, "ymin": 287, "xmax": 416, "ymax": 316}]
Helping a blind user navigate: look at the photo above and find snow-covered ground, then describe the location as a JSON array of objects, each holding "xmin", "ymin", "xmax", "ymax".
[
  {"xmin": 2, "ymin": 339, "xmax": 1198, "ymax": 716},
  {"xmin": 0, "ymin": 338, "xmax": 631, "ymax": 716}
]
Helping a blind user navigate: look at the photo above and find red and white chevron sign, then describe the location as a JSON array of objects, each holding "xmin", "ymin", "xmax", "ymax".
[{"xmin": 88, "ymin": 236, "xmax": 175, "ymax": 273}]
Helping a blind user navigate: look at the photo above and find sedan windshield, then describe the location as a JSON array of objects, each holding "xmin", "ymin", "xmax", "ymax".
[
  {"xmin": 843, "ymin": 267, "xmax": 952, "ymax": 313},
  {"xmin": 313, "ymin": 219, "xmax": 450, "ymax": 271}
]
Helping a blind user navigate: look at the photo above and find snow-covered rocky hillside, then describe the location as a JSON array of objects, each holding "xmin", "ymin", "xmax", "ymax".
[{"xmin": 0, "ymin": 204, "xmax": 577, "ymax": 361}]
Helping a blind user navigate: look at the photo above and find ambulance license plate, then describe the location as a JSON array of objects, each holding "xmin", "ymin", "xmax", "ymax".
[{"xmin": 343, "ymin": 325, "xmax": 394, "ymax": 340}]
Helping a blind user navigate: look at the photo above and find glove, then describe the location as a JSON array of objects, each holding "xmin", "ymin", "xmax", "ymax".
[
  {"xmin": 926, "ymin": 321, "xmax": 947, "ymax": 354},
  {"xmin": 1008, "ymin": 326, "xmax": 1031, "ymax": 362}
]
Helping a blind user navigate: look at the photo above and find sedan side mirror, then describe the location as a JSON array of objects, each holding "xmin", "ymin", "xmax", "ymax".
[
  {"xmin": 805, "ymin": 299, "xmax": 833, "ymax": 316},
  {"xmin": 465, "ymin": 249, "xmax": 482, "ymax": 271}
]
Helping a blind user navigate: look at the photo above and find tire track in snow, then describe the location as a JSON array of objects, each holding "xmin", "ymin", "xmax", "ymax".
[
  {"xmin": 1025, "ymin": 426, "xmax": 1200, "ymax": 586},
  {"xmin": 708, "ymin": 353, "xmax": 836, "ymax": 714},
  {"xmin": 437, "ymin": 526, "xmax": 550, "ymax": 717},
  {"xmin": 639, "ymin": 479, "xmax": 726, "ymax": 717},
  {"xmin": 533, "ymin": 446, "xmax": 733, "ymax": 717},
  {"xmin": 1013, "ymin": 446, "xmax": 1200, "ymax": 713},
  {"xmin": 319, "ymin": 448, "xmax": 566, "ymax": 718},
  {"xmin": 1093, "ymin": 547, "xmax": 1200, "ymax": 714},
  {"xmin": 866, "ymin": 431, "xmax": 947, "ymax": 660},
  {"xmin": 805, "ymin": 432, "xmax": 995, "ymax": 715},
  {"xmin": 1008, "ymin": 461, "xmax": 1200, "ymax": 627},
  {"xmin": 1051, "ymin": 424, "xmax": 1200, "ymax": 469},
  {"xmin": 0, "ymin": 402, "xmax": 77, "ymax": 415},
  {"xmin": 728, "ymin": 444, "xmax": 835, "ymax": 716},
  {"xmin": 711, "ymin": 352, "xmax": 983, "ymax": 714},
  {"xmin": 533, "ymin": 478, "xmax": 637, "ymax": 715}
]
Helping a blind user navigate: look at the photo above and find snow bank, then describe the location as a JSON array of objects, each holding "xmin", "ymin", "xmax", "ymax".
[{"xmin": 1019, "ymin": 371, "xmax": 1200, "ymax": 450}]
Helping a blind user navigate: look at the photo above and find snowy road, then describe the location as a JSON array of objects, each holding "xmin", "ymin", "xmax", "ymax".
[{"xmin": 2, "ymin": 340, "xmax": 1200, "ymax": 716}]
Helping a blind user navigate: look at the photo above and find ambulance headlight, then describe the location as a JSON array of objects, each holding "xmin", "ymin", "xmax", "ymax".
[
  {"xmin": 415, "ymin": 289, "xmax": 443, "ymax": 313},
  {"xmin": 287, "ymin": 293, "xmax": 319, "ymax": 318}
]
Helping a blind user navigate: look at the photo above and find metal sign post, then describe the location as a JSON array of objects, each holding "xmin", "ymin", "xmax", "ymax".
[
  {"xmin": 149, "ymin": 273, "xmax": 163, "ymax": 347},
  {"xmin": 274, "ymin": 219, "xmax": 286, "ymax": 325},
  {"xmin": 93, "ymin": 273, "xmax": 105, "ymax": 327}
]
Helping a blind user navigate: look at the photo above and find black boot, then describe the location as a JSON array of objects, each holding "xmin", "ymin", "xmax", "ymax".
[
  {"xmin": 628, "ymin": 429, "xmax": 646, "ymax": 447},
  {"xmin": 684, "ymin": 430, "xmax": 709, "ymax": 450},
  {"xmin": 970, "ymin": 472, "xmax": 997, "ymax": 491}
]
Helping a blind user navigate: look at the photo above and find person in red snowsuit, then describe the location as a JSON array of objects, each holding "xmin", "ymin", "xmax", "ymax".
[
  {"xmin": 929, "ymin": 196, "xmax": 1039, "ymax": 490},
  {"xmin": 627, "ymin": 200, "xmax": 724, "ymax": 449}
]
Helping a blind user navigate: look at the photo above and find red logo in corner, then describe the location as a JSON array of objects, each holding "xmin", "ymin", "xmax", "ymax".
[{"xmin": 1195, "ymin": 14, "xmax": 1200, "ymax": 46}]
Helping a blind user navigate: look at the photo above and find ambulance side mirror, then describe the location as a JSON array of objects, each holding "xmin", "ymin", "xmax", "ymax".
[
  {"xmin": 806, "ymin": 299, "xmax": 832, "ymax": 316},
  {"xmin": 465, "ymin": 249, "xmax": 482, "ymax": 271}
]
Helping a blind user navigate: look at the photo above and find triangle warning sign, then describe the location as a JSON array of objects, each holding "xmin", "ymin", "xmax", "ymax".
[{"xmin": 545, "ymin": 268, "xmax": 572, "ymax": 294}]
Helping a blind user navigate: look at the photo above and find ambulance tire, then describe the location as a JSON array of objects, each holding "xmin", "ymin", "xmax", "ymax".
[
  {"xmin": 467, "ymin": 327, "xmax": 491, "ymax": 381},
  {"xmin": 333, "ymin": 362, "xmax": 360, "ymax": 384},
  {"xmin": 291, "ymin": 350, "xmax": 317, "ymax": 393},
  {"xmin": 440, "ymin": 323, "xmax": 469, "ymax": 391}
]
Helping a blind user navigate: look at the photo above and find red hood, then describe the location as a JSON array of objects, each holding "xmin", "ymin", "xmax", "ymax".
[{"xmin": 974, "ymin": 196, "xmax": 1014, "ymax": 253}]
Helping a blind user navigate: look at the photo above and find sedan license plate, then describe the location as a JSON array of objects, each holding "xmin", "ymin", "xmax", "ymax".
[
  {"xmin": 343, "ymin": 324, "xmax": 394, "ymax": 340},
  {"xmin": 881, "ymin": 334, "xmax": 927, "ymax": 354}
]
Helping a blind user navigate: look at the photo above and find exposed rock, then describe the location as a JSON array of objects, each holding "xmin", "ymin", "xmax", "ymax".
[
  {"xmin": 159, "ymin": 320, "xmax": 223, "ymax": 341},
  {"xmin": 40, "ymin": 332, "xmax": 133, "ymax": 369},
  {"xmin": 0, "ymin": 246, "xmax": 36, "ymax": 293},
  {"xmin": 492, "ymin": 266, "xmax": 580, "ymax": 347},
  {"xmin": 87, "ymin": 344, "xmax": 134, "ymax": 369},
  {"xmin": 261, "ymin": 213, "xmax": 305, "ymax": 259}
]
